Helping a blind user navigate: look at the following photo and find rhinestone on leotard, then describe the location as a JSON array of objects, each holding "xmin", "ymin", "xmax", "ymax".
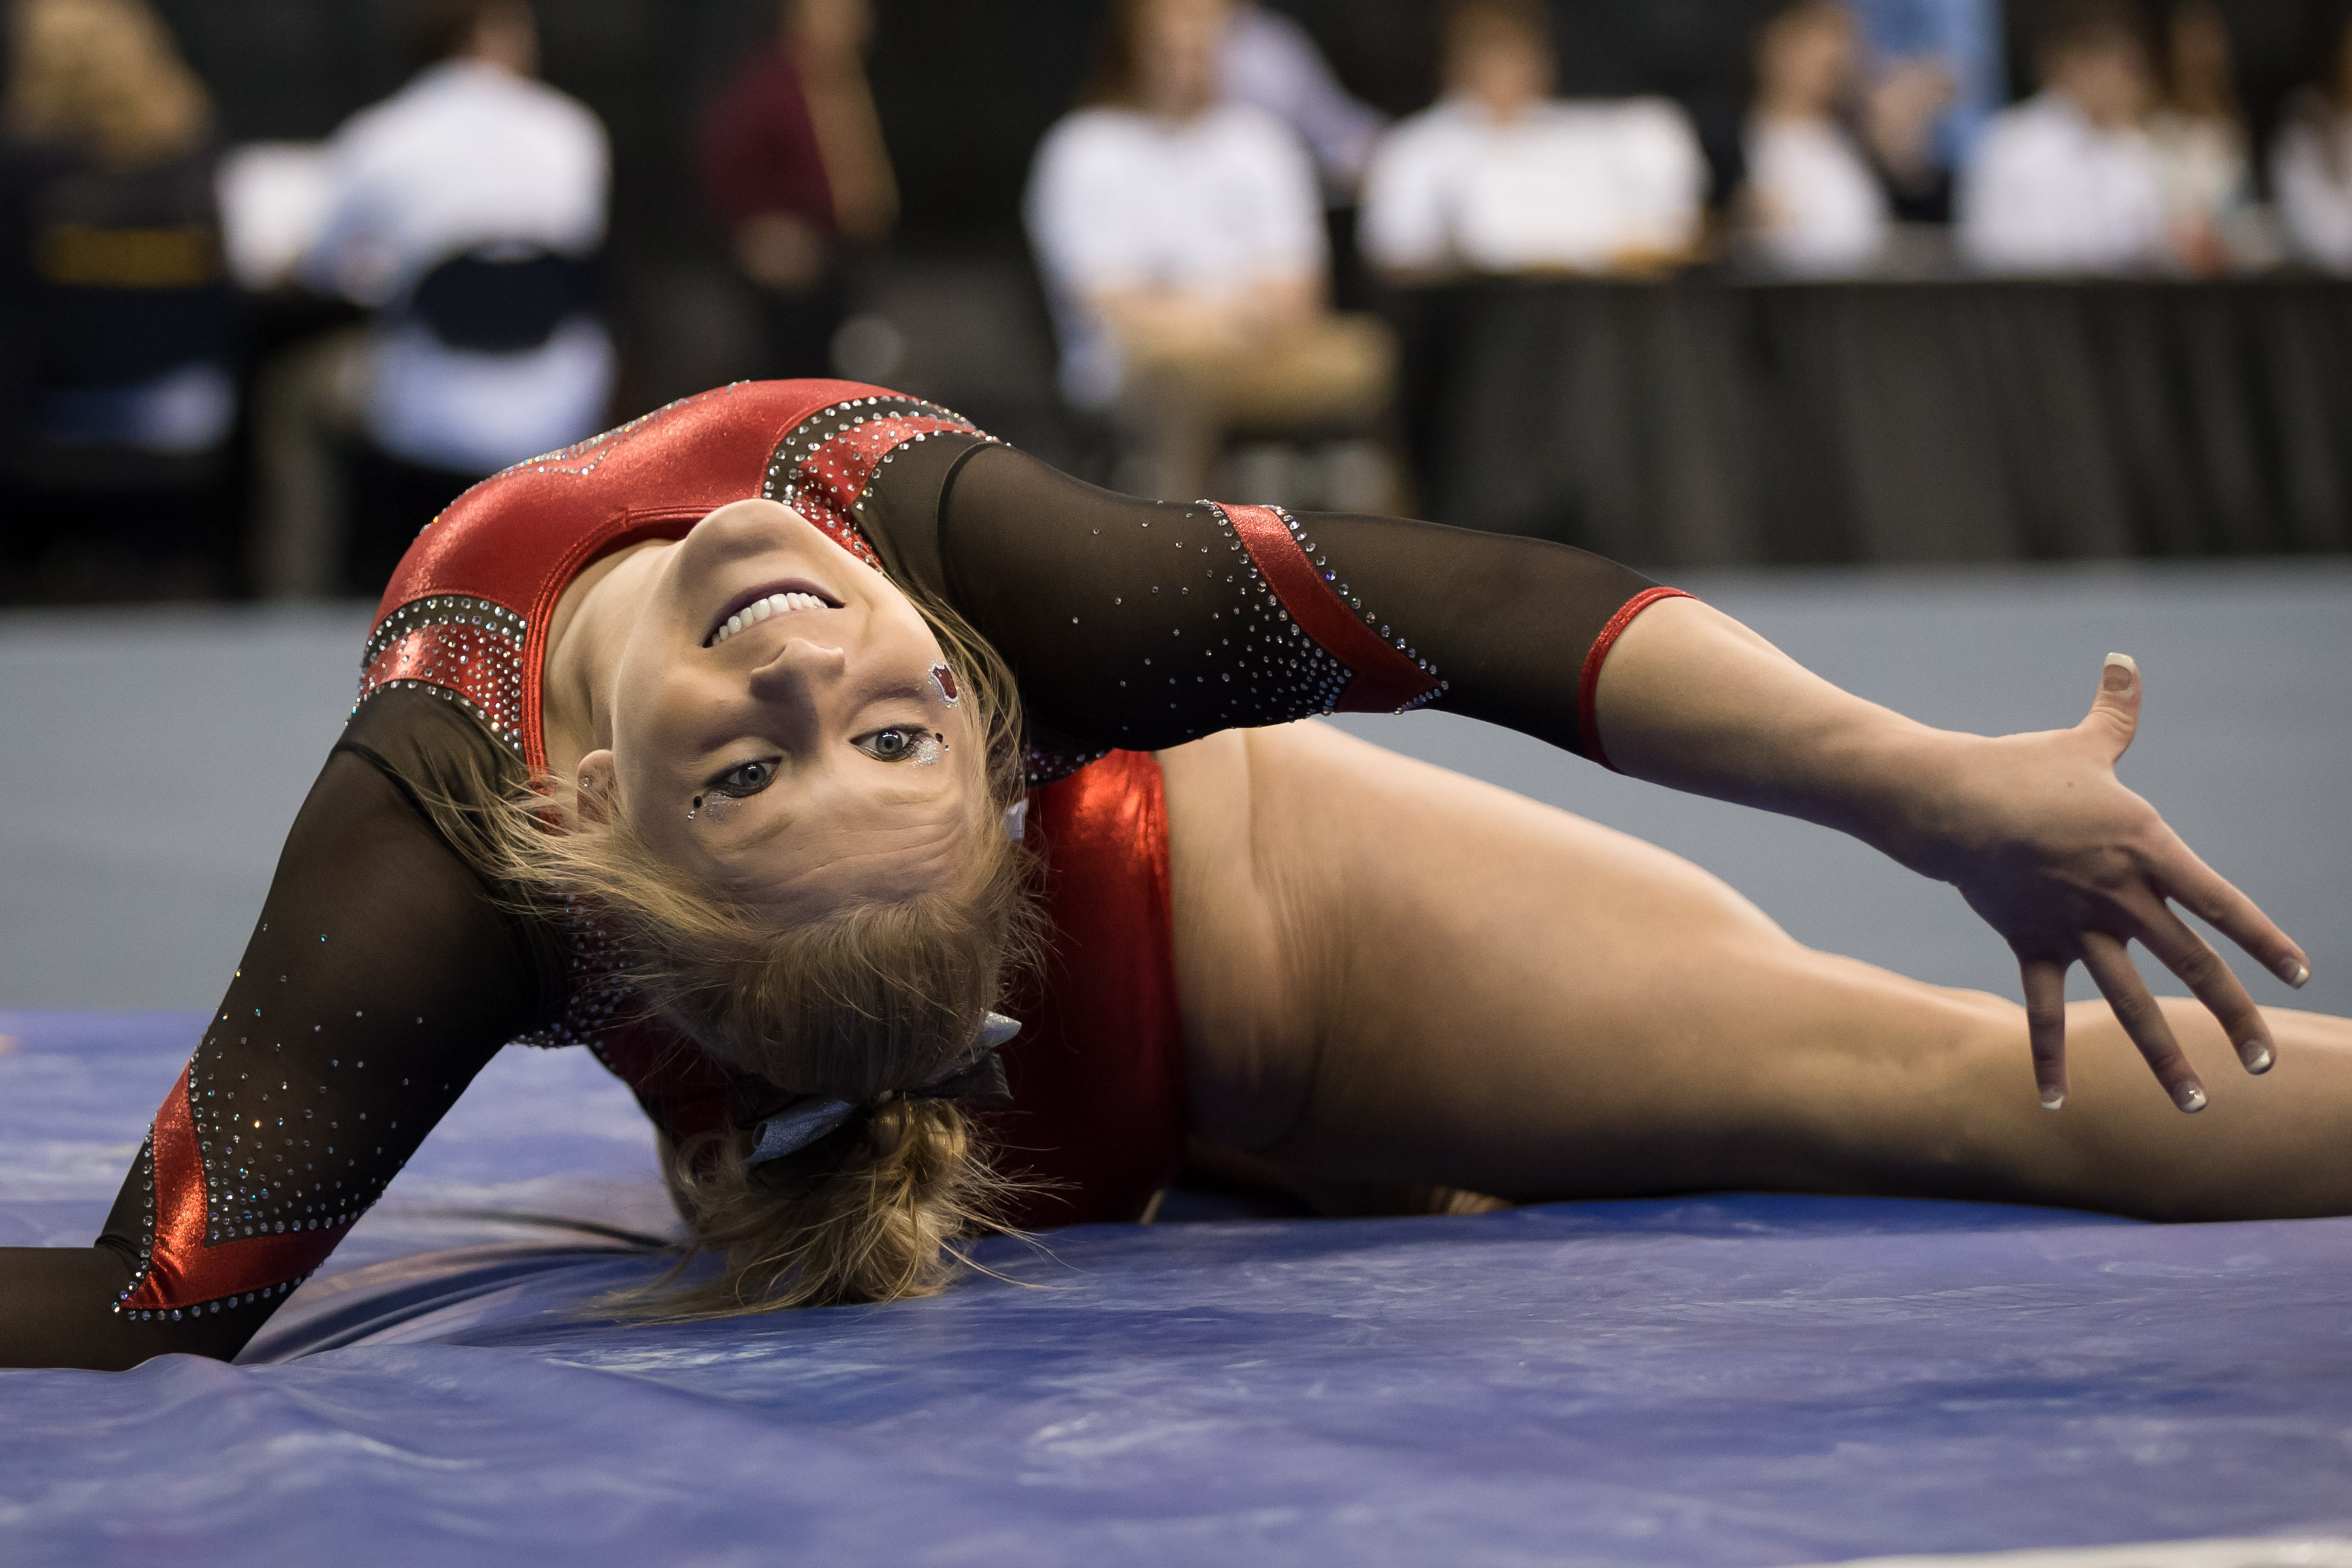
[
  {"xmin": 353, "ymin": 595, "xmax": 529, "ymax": 753},
  {"xmin": 759, "ymin": 394, "xmax": 997, "ymax": 574}
]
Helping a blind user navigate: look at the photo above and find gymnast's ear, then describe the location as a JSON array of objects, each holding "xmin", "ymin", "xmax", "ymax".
[
  {"xmin": 2081, "ymin": 652, "xmax": 2140, "ymax": 760},
  {"xmin": 573, "ymin": 749, "xmax": 617, "ymax": 828}
]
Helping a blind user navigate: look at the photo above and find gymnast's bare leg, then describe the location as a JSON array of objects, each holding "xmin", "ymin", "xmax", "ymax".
[{"xmin": 1166, "ymin": 722, "xmax": 2352, "ymax": 1222}]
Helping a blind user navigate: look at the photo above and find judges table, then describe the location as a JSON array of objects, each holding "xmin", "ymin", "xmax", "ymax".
[{"xmin": 1394, "ymin": 277, "xmax": 2352, "ymax": 567}]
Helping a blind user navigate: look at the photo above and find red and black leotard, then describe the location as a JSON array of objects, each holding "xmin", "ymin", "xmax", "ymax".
[{"xmin": 0, "ymin": 378, "xmax": 1684, "ymax": 1369}]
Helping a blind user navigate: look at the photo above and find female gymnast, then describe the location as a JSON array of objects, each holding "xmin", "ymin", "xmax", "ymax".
[{"xmin": 3, "ymin": 378, "xmax": 2338, "ymax": 1373}]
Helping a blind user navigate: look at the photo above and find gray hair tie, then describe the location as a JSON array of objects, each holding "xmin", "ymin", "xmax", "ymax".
[{"xmin": 744, "ymin": 1011, "xmax": 1021, "ymax": 1167}]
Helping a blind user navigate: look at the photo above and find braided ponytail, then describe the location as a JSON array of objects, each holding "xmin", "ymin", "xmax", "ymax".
[{"xmin": 647, "ymin": 1098, "xmax": 998, "ymax": 1315}]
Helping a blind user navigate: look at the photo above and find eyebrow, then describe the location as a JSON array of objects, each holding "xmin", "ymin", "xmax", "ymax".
[{"xmin": 855, "ymin": 675, "xmax": 941, "ymax": 711}]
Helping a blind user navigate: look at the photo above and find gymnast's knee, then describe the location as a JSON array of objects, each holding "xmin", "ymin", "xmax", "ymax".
[{"xmin": 1870, "ymin": 994, "xmax": 2043, "ymax": 1189}]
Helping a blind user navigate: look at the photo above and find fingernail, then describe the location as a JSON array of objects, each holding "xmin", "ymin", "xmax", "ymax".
[
  {"xmin": 2278, "ymin": 956, "xmax": 2310, "ymax": 988},
  {"xmin": 2238, "ymin": 1039, "xmax": 2273, "ymax": 1075},
  {"xmin": 2102, "ymin": 651, "xmax": 2138, "ymax": 691},
  {"xmin": 2174, "ymin": 1081, "xmax": 2208, "ymax": 1113},
  {"xmin": 2039, "ymin": 1087, "xmax": 2065, "ymax": 1111}
]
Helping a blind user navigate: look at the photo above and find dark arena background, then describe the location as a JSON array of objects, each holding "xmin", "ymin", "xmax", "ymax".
[
  {"xmin": 4, "ymin": 0, "xmax": 2349, "ymax": 589},
  {"xmin": 3, "ymin": 3, "xmax": 2351, "ymax": 1565}
]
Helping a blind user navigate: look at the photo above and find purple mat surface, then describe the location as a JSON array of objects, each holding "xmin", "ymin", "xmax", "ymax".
[{"xmin": 3, "ymin": 1010, "xmax": 2350, "ymax": 1568}]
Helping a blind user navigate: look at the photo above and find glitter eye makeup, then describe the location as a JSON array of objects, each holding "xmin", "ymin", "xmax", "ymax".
[{"xmin": 862, "ymin": 727, "xmax": 943, "ymax": 766}]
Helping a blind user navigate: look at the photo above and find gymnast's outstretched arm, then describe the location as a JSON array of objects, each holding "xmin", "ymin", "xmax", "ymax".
[
  {"xmin": 0, "ymin": 694, "xmax": 561, "ymax": 1370},
  {"xmin": 1588, "ymin": 598, "xmax": 2308, "ymax": 1114},
  {"xmin": 922, "ymin": 442, "xmax": 2309, "ymax": 1114}
]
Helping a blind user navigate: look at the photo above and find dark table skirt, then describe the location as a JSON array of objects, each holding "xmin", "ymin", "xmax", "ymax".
[{"xmin": 1395, "ymin": 278, "xmax": 2352, "ymax": 567}]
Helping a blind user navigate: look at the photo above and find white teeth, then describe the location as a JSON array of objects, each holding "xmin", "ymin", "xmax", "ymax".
[{"xmin": 711, "ymin": 591, "xmax": 831, "ymax": 645}]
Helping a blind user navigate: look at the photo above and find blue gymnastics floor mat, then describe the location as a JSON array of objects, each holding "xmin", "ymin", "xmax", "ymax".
[{"xmin": 4, "ymin": 1010, "xmax": 2350, "ymax": 1568}]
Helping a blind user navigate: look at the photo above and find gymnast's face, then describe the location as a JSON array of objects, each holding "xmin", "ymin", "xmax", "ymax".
[{"xmin": 582, "ymin": 498, "xmax": 979, "ymax": 919}]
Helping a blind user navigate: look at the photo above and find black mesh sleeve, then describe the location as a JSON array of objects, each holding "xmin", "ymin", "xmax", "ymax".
[
  {"xmin": 0, "ymin": 693, "xmax": 564, "ymax": 1370},
  {"xmin": 926, "ymin": 442, "xmax": 1661, "ymax": 760}
]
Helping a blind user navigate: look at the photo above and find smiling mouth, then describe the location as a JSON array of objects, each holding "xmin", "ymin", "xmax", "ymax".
[{"xmin": 705, "ymin": 578, "xmax": 841, "ymax": 647}]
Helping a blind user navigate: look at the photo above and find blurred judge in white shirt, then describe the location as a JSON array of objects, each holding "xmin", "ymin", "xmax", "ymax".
[
  {"xmin": 1025, "ymin": 0, "xmax": 1392, "ymax": 502},
  {"xmin": 1740, "ymin": 1, "xmax": 1891, "ymax": 276},
  {"xmin": 1958, "ymin": 0, "xmax": 2170, "ymax": 275},
  {"xmin": 304, "ymin": 0, "xmax": 611, "ymax": 475},
  {"xmin": 2273, "ymin": 14, "xmax": 2352, "ymax": 273},
  {"xmin": 1358, "ymin": 0, "xmax": 1708, "ymax": 280}
]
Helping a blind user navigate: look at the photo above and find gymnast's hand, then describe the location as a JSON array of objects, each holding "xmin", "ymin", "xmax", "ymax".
[{"xmin": 1917, "ymin": 653, "xmax": 2309, "ymax": 1113}]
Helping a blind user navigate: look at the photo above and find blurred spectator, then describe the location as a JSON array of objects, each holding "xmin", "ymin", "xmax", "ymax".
[
  {"xmin": 699, "ymin": 0, "xmax": 898, "ymax": 379},
  {"xmin": 1849, "ymin": 0, "xmax": 2002, "ymax": 220},
  {"xmin": 1220, "ymin": 1, "xmax": 1386, "ymax": 201},
  {"xmin": 2270, "ymin": 12, "xmax": 2352, "ymax": 272},
  {"xmin": 2147, "ymin": 0, "xmax": 2259, "ymax": 274},
  {"xmin": 1026, "ymin": 0, "xmax": 1392, "ymax": 502},
  {"xmin": 1957, "ymin": 0, "xmax": 2168, "ymax": 274},
  {"xmin": 251, "ymin": 0, "xmax": 609, "ymax": 595},
  {"xmin": 304, "ymin": 0, "xmax": 610, "ymax": 478},
  {"xmin": 1357, "ymin": 0, "xmax": 1708, "ymax": 281},
  {"xmin": 1741, "ymin": 1, "xmax": 1891, "ymax": 276},
  {"xmin": 0, "ymin": 0, "xmax": 233, "ymax": 458}
]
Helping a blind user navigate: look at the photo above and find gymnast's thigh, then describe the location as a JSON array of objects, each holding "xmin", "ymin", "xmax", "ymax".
[{"xmin": 1188, "ymin": 721, "xmax": 2025, "ymax": 1202}]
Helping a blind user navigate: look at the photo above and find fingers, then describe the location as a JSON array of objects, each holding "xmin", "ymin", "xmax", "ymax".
[
  {"xmin": 2157, "ymin": 849, "xmax": 2312, "ymax": 993},
  {"xmin": 2083, "ymin": 650, "xmax": 2309, "ymax": 988},
  {"xmin": 2132, "ymin": 900, "xmax": 2274, "ymax": 1074},
  {"xmin": 2018, "ymin": 955, "xmax": 2070, "ymax": 1110},
  {"xmin": 2079, "ymin": 653, "xmax": 2142, "ymax": 762},
  {"xmin": 2080, "ymin": 930, "xmax": 2206, "ymax": 1112}
]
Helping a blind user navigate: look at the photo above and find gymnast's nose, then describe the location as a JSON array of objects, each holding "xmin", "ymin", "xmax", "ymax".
[{"xmin": 746, "ymin": 634, "xmax": 848, "ymax": 700}]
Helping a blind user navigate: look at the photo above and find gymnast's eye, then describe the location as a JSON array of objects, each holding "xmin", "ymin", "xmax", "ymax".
[
  {"xmin": 858, "ymin": 727, "xmax": 941, "ymax": 766},
  {"xmin": 710, "ymin": 759, "xmax": 777, "ymax": 798}
]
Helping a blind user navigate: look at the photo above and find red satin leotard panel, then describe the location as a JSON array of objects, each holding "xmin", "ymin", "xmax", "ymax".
[{"xmin": 359, "ymin": 378, "xmax": 968, "ymax": 772}]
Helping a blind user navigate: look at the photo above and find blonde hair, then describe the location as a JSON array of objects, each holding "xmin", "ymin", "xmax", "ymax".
[
  {"xmin": 6, "ymin": 0, "xmax": 212, "ymax": 168},
  {"xmin": 448, "ymin": 591, "xmax": 1047, "ymax": 1316}
]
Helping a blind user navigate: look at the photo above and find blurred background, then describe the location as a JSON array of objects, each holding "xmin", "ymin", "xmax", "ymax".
[
  {"xmin": 3, "ymin": 0, "xmax": 2351, "ymax": 604},
  {"xmin": 3, "ymin": 0, "xmax": 2349, "ymax": 1017}
]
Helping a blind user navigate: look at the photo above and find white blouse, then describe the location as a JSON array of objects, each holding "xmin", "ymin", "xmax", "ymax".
[
  {"xmin": 2274, "ymin": 108, "xmax": 2352, "ymax": 273},
  {"xmin": 1742, "ymin": 116, "xmax": 1890, "ymax": 276},
  {"xmin": 1359, "ymin": 95, "xmax": 1708, "ymax": 276},
  {"xmin": 1958, "ymin": 92, "xmax": 2170, "ymax": 275},
  {"xmin": 1024, "ymin": 103, "xmax": 1326, "ymax": 407}
]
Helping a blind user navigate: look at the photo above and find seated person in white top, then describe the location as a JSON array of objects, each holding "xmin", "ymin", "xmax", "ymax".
[
  {"xmin": 1957, "ymin": 0, "xmax": 2172, "ymax": 276},
  {"xmin": 1025, "ymin": 0, "xmax": 1393, "ymax": 502},
  {"xmin": 1740, "ymin": 0, "xmax": 1892, "ymax": 276},
  {"xmin": 1357, "ymin": 0, "xmax": 1708, "ymax": 282},
  {"xmin": 2272, "ymin": 12, "xmax": 2352, "ymax": 274},
  {"xmin": 304, "ymin": 0, "xmax": 612, "ymax": 479}
]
